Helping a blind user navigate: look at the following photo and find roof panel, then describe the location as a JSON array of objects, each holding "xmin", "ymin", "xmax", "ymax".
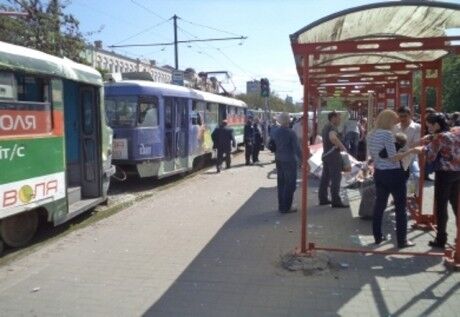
[
  {"xmin": 292, "ymin": 2, "xmax": 460, "ymax": 44},
  {"xmin": 291, "ymin": 1, "xmax": 460, "ymax": 81}
]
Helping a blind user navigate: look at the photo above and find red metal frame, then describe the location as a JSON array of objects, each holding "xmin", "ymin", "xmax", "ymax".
[
  {"xmin": 293, "ymin": 33, "xmax": 460, "ymax": 269},
  {"xmin": 292, "ymin": 36, "xmax": 460, "ymax": 56}
]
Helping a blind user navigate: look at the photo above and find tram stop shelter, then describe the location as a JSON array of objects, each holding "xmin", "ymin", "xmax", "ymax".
[{"xmin": 290, "ymin": 1, "xmax": 460, "ymax": 269}]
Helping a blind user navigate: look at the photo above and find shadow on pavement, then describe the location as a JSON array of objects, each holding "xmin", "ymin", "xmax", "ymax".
[{"xmin": 142, "ymin": 178, "xmax": 455, "ymax": 316}]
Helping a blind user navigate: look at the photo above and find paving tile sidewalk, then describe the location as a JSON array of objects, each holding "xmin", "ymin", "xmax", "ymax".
[{"xmin": 0, "ymin": 151, "xmax": 459, "ymax": 317}]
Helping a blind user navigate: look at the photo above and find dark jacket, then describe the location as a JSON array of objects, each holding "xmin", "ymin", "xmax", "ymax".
[
  {"xmin": 273, "ymin": 127, "xmax": 301, "ymax": 163},
  {"xmin": 253, "ymin": 123, "xmax": 263, "ymax": 146},
  {"xmin": 212, "ymin": 126, "xmax": 236, "ymax": 152},
  {"xmin": 244, "ymin": 123, "xmax": 254, "ymax": 145}
]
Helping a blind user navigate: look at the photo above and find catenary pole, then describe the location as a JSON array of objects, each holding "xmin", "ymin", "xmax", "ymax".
[{"xmin": 173, "ymin": 15, "xmax": 179, "ymax": 70}]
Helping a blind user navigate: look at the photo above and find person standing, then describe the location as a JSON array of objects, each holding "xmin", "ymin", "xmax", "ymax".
[
  {"xmin": 252, "ymin": 117, "xmax": 263, "ymax": 163},
  {"xmin": 269, "ymin": 117, "xmax": 280, "ymax": 139},
  {"xmin": 211, "ymin": 120, "xmax": 236, "ymax": 173},
  {"xmin": 394, "ymin": 107, "xmax": 421, "ymax": 193},
  {"xmin": 272, "ymin": 113, "xmax": 302, "ymax": 213},
  {"xmin": 342, "ymin": 113, "xmax": 360, "ymax": 158},
  {"xmin": 368, "ymin": 110, "xmax": 416, "ymax": 248},
  {"xmin": 244, "ymin": 116, "xmax": 254, "ymax": 165},
  {"xmin": 319, "ymin": 111, "xmax": 349, "ymax": 208},
  {"xmin": 414, "ymin": 113, "xmax": 460, "ymax": 249}
]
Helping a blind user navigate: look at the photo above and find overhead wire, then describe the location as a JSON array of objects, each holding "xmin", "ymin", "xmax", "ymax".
[
  {"xmin": 176, "ymin": 24, "xmax": 257, "ymax": 81},
  {"xmin": 179, "ymin": 17, "xmax": 243, "ymax": 37},
  {"xmin": 176, "ymin": 19, "xmax": 258, "ymax": 79},
  {"xmin": 112, "ymin": 18, "xmax": 172, "ymax": 45},
  {"xmin": 128, "ymin": 0, "xmax": 169, "ymax": 22},
  {"xmin": 176, "ymin": 26, "xmax": 225, "ymax": 68}
]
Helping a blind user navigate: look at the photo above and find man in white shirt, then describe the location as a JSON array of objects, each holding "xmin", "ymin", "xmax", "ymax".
[
  {"xmin": 342, "ymin": 113, "xmax": 360, "ymax": 158},
  {"xmin": 292, "ymin": 116, "xmax": 313, "ymax": 146},
  {"xmin": 393, "ymin": 106, "xmax": 421, "ymax": 195}
]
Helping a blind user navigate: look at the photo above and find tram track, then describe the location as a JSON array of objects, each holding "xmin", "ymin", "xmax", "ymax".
[{"xmin": 0, "ymin": 151, "xmax": 242, "ymax": 265}]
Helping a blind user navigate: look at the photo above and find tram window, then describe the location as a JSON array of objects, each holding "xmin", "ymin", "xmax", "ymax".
[
  {"xmin": 177, "ymin": 98, "xmax": 188, "ymax": 129},
  {"xmin": 164, "ymin": 97, "xmax": 173, "ymax": 129},
  {"xmin": 0, "ymin": 73, "xmax": 16, "ymax": 100},
  {"xmin": 192, "ymin": 100, "xmax": 205, "ymax": 126},
  {"xmin": 0, "ymin": 73, "xmax": 52, "ymax": 136},
  {"xmin": 16, "ymin": 75, "xmax": 50, "ymax": 103},
  {"xmin": 81, "ymin": 89, "xmax": 95, "ymax": 135},
  {"xmin": 105, "ymin": 96, "xmax": 137, "ymax": 127},
  {"xmin": 205, "ymin": 103, "xmax": 219, "ymax": 131},
  {"xmin": 138, "ymin": 97, "xmax": 159, "ymax": 127},
  {"xmin": 191, "ymin": 100, "xmax": 201, "ymax": 126}
]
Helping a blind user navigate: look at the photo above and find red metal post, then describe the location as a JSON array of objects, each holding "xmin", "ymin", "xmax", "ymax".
[
  {"xmin": 435, "ymin": 60, "xmax": 443, "ymax": 111},
  {"xmin": 395, "ymin": 79, "xmax": 401, "ymax": 109},
  {"xmin": 300, "ymin": 55, "xmax": 310, "ymax": 254},
  {"xmin": 408, "ymin": 77, "xmax": 414, "ymax": 113},
  {"xmin": 413, "ymin": 68, "xmax": 433, "ymax": 228},
  {"xmin": 445, "ymin": 193, "xmax": 460, "ymax": 270},
  {"xmin": 312, "ymin": 92, "xmax": 319, "ymax": 144}
]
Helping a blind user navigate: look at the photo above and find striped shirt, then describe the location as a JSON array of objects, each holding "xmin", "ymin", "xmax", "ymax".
[{"xmin": 368, "ymin": 129, "xmax": 401, "ymax": 170}]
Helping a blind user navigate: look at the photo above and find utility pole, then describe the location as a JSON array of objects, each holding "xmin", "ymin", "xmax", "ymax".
[
  {"xmin": 173, "ymin": 14, "xmax": 178, "ymax": 70},
  {"xmin": 109, "ymin": 15, "xmax": 247, "ymax": 73},
  {"xmin": 260, "ymin": 78, "xmax": 271, "ymax": 146}
]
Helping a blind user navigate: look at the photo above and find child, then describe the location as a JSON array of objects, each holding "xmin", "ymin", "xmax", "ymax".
[{"xmin": 379, "ymin": 132, "xmax": 407, "ymax": 158}]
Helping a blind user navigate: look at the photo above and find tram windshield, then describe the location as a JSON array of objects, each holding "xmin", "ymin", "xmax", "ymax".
[{"xmin": 105, "ymin": 95, "xmax": 159, "ymax": 128}]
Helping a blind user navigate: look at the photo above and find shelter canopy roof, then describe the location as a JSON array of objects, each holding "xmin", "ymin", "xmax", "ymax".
[{"xmin": 290, "ymin": 1, "xmax": 460, "ymax": 79}]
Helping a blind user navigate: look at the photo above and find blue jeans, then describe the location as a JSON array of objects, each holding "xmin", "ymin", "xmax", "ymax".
[
  {"xmin": 373, "ymin": 168, "xmax": 408, "ymax": 245},
  {"xmin": 276, "ymin": 160, "xmax": 297, "ymax": 212},
  {"xmin": 344, "ymin": 132, "xmax": 360, "ymax": 158}
]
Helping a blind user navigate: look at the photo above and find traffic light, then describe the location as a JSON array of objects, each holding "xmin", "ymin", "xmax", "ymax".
[{"xmin": 260, "ymin": 78, "xmax": 270, "ymax": 97}]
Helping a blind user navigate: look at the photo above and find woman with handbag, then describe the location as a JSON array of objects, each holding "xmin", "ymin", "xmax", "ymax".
[
  {"xmin": 368, "ymin": 110, "xmax": 417, "ymax": 248},
  {"xmin": 414, "ymin": 113, "xmax": 460, "ymax": 249}
]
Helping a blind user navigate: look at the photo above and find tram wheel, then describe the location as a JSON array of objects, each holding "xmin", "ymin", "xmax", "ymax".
[{"xmin": 1, "ymin": 211, "xmax": 39, "ymax": 248}]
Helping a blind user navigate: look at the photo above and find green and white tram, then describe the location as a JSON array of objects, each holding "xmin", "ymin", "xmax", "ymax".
[{"xmin": 0, "ymin": 41, "xmax": 114, "ymax": 250}]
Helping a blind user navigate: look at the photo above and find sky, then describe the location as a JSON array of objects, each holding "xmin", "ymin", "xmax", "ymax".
[{"xmin": 12, "ymin": 0, "xmax": 460, "ymax": 102}]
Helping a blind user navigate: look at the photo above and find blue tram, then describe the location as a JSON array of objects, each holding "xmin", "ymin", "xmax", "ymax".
[{"xmin": 105, "ymin": 81, "xmax": 247, "ymax": 178}]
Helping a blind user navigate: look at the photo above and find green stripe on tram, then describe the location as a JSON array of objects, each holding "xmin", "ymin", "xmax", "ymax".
[
  {"xmin": 0, "ymin": 137, "xmax": 65, "ymax": 184},
  {"xmin": 231, "ymin": 124, "xmax": 244, "ymax": 136}
]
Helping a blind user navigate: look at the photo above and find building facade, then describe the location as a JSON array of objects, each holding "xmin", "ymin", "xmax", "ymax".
[
  {"xmin": 246, "ymin": 80, "xmax": 261, "ymax": 95},
  {"xmin": 84, "ymin": 41, "xmax": 172, "ymax": 83}
]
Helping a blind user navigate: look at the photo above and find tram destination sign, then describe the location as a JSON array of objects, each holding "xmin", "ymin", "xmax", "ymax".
[{"xmin": 171, "ymin": 70, "xmax": 184, "ymax": 86}]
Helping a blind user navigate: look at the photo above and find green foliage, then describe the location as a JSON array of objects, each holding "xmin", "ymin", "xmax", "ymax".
[
  {"xmin": 442, "ymin": 55, "xmax": 460, "ymax": 113},
  {"xmin": 0, "ymin": 0, "xmax": 87, "ymax": 62},
  {"xmin": 325, "ymin": 97, "xmax": 346, "ymax": 111},
  {"xmin": 96, "ymin": 67, "xmax": 109, "ymax": 79},
  {"xmin": 413, "ymin": 55, "xmax": 460, "ymax": 113},
  {"xmin": 235, "ymin": 91, "xmax": 299, "ymax": 113}
]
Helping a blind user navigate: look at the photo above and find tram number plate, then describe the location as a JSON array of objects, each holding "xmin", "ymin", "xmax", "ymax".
[{"xmin": 112, "ymin": 139, "xmax": 128, "ymax": 160}]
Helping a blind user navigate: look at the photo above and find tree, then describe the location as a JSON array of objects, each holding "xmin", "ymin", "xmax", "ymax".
[
  {"xmin": 235, "ymin": 91, "xmax": 298, "ymax": 113},
  {"xmin": 413, "ymin": 55, "xmax": 460, "ymax": 113},
  {"xmin": 0, "ymin": 0, "xmax": 87, "ymax": 63},
  {"xmin": 325, "ymin": 97, "xmax": 346, "ymax": 111},
  {"xmin": 442, "ymin": 55, "xmax": 460, "ymax": 113}
]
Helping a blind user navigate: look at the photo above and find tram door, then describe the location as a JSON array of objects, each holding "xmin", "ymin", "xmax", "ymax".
[
  {"xmin": 79, "ymin": 86, "xmax": 101, "ymax": 198},
  {"xmin": 164, "ymin": 97, "xmax": 189, "ymax": 173}
]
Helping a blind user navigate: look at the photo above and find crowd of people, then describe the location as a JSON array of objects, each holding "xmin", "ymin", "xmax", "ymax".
[
  {"xmin": 352, "ymin": 107, "xmax": 459, "ymax": 249},
  {"xmin": 211, "ymin": 107, "xmax": 460, "ymax": 249}
]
